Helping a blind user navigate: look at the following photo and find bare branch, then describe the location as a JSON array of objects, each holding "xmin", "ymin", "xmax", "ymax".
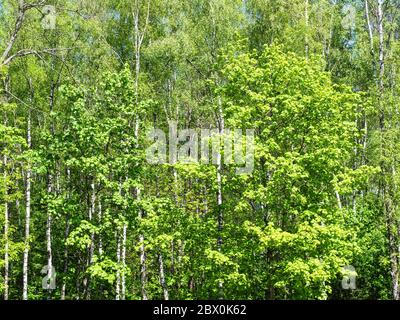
[
  {"xmin": 139, "ymin": 0, "xmax": 151, "ymax": 48},
  {"xmin": 2, "ymin": 48, "xmax": 73, "ymax": 65},
  {"xmin": 1, "ymin": 0, "xmax": 47, "ymax": 65}
]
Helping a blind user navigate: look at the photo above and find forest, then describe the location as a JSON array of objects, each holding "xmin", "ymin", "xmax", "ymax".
[{"xmin": 1, "ymin": 0, "xmax": 400, "ymax": 301}]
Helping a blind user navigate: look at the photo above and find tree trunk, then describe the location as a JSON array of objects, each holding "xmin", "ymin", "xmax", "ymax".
[
  {"xmin": 98, "ymin": 199, "xmax": 103, "ymax": 256},
  {"xmin": 376, "ymin": 0, "xmax": 400, "ymax": 300},
  {"xmin": 84, "ymin": 181, "xmax": 96, "ymax": 299},
  {"xmin": 46, "ymin": 174, "xmax": 53, "ymax": 295},
  {"xmin": 61, "ymin": 168, "xmax": 71, "ymax": 300},
  {"xmin": 138, "ymin": 190, "xmax": 148, "ymax": 299},
  {"xmin": 3, "ymin": 151, "xmax": 9, "ymax": 300},
  {"xmin": 139, "ymin": 233, "xmax": 148, "ymax": 300},
  {"xmin": 133, "ymin": 0, "xmax": 151, "ymax": 300},
  {"xmin": 217, "ymin": 97, "xmax": 224, "ymax": 299},
  {"xmin": 305, "ymin": 0, "xmax": 309, "ymax": 61},
  {"xmin": 121, "ymin": 223, "xmax": 127, "ymax": 300},
  {"xmin": 378, "ymin": 0, "xmax": 385, "ymax": 98},
  {"xmin": 22, "ymin": 109, "xmax": 32, "ymax": 301},
  {"xmin": 158, "ymin": 254, "xmax": 169, "ymax": 300},
  {"xmin": 0, "ymin": 0, "xmax": 26, "ymax": 65},
  {"xmin": 365, "ymin": 0, "xmax": 375, "ymax": 57}
]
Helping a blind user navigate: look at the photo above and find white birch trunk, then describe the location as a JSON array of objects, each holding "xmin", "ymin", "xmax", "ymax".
[
  {"xmin": 3, "ymin": 152, "xmax": 9, "ymax": 300},
  {"xmin": 121, "ymin": 224, "xmax": 127, "ymax": 300},
  {"xmin": 22, "ymin": 109, "xmax": 31, "ymax": 300},
  {"xmin": 305, "ymin": 0, "xmax": 309, "ymax": 60},
  {"xmin": 217, "ymin": 97, "xmax": 224, "ymax": 299},
  {"xmin": 46, "ymin": 175, "xmax": 53, "ymax": 293},
  {"xmin": 158, "ymin": 254, "xmax": 169, "ymax": 300}
]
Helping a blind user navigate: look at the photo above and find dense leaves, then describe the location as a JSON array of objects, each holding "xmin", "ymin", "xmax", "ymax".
[{"xmin": 1, "ymin": 0, "xmax": 400, "ymax": 300}]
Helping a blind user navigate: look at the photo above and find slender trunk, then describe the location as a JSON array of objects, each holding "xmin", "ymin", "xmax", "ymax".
[
  {"xmin": 134, "ymin": 0, "xmax": 143, "ymax": 142},
  {"xmin": 217, "ymin": 97, "xmax": 224, "ymax": 299},
  {"xmin": 2, "ymin": 84, "xmax": 10, "ymax": 300},
  {"xmin": 376, "ymin": 0, "xmax": 399, "ymax": 299},
  {"xmin": 139, "ymin": 232, "xmax": 148, "ymax": 300},
  {"xmin": 335, "ymin": 191, "xmax": 342, "ymax": 210},
  {"xmin": 173, "ymin": 168, "xmax": 178, "ymax": 205},
  {"xmin": 46, "ymin": 174, "xmax": 53, "ymax": 294},
  {"xmin": 3, "ymin": 152, "xmax": 9, "ymax": 300},
  {"xmin": 158, "ymin": 254, "xmax": 169, "ymax": 300},
  {"xmin": 0, "ymin": 0, "xmax": 26, "ymax": 64},
  {"xmin": 305, "ymin": 0, "xmax": 309, "ymax": 61},
  {"xmin": 365, "ymin": 0, "xmax": 375, "ymax": 56},
  {"xmin": 362, "ymin": 114, "xmax": 368, "ymax": 166},
  {"xmin": 171, "ymin": 241, "xmax": 175, "ymax": 274},
  {"xmin": 16, "ymin": 199, "xmax": 21, "ymax": 237},
  {"xmin": 325, "ymin": 3, "xmax": 334, "ymax": 62},
  {"xmin": 118, "ymin": 178, "xmax": 127, "ymax": 300},
  {"xmin": 133, "ymin": 0, "xmax": 151, "ymax": 300},
  {"xmin": 115, "ymin": 179, "xmax": 127, "ymax": 300},
  {"xmin": 377, "ymin": 0, "xmax": 385, "ymax": 137},
  {"xmin": 378, "ymin": 0, "xmax": 385, "ymax": 99},
  {"xmin": 45, "ymin": 77, "xmax": 55, "ymax": 298},
  {"xmin": 121, "ymin": 224, "xmax": 127, "ymax": 300},
  {"xmin": 89, "ymin": 182, "xmax": 95, "ymax": 265},
  {"xmin": 61, "ymin": 168, "xmax": 71, "ymax": 300},
  {"xmin": 138, "ymin": 189, "xmax": 148, "ymax": 300},
  {"xmin": 22, "ymin": 109, "xmax": 31, "ymax": 300},
  {"xmin": 85, "ymin": 181, "xmax": 96, "ymax": 299},
  {"xmin": 98, "ymin": 199, "xmax": 103, "ymax": 256}
]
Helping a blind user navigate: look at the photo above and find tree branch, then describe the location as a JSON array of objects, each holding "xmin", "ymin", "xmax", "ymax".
[
  {"xmin": 1, "ymin": 0, "xmax": 47, "ymax": 65},
  {"xmin": 2, "ymin": 48, "xmax": 73, "ymax": 66}
]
